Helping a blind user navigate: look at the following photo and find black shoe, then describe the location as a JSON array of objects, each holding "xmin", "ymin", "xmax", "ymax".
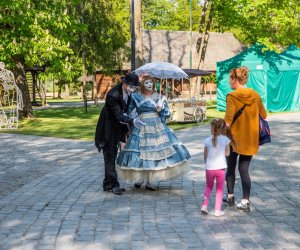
[
  {"xmin": 112, "ymin": 187, "xmax": 123, "ymax": 195},
  {"xmin": 226, "ymin": 196, "xmax": 235, "ymax": 207},
  {"xmin": 104, "ymin": 186, "xmax": 125, "ymax": 192},
  {"xmin": 146, "ymin": 185, "xmax": 156, "ymax": 191},
  {"xmin": 103, "ymin": 186, "xmax": 112, "ymax": 192},
  {"xmin": 135, "ymin": 183, "xmax": 142, "ymax": 189}
]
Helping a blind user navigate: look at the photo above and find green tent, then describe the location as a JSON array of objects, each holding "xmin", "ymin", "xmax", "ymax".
[
  {"xmin": 267, "ymin": 45, "xmax": 300, "ymax": 112},
  {"xmin": 216, "ymin": 43, "xmax": 300, "ymax": 112}
]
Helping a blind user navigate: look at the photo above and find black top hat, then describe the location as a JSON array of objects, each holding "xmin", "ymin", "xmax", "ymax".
[{"xmin": 121, "ymin": 73, "xmax": 140, "ymax": 86}]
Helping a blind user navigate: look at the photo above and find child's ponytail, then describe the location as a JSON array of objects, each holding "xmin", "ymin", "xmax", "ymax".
[
  {"xmin": 212, "ymin": 125, "xmax": 218, "ymax": 147},
  {"xmin": 211, "ymin": 118, "xmax": 226, "ymax": 147}
]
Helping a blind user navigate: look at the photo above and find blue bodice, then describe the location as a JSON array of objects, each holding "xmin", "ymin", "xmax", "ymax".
[{"xmin": 128, "ymin": 92, "xmax": 170, "ymax": 120}]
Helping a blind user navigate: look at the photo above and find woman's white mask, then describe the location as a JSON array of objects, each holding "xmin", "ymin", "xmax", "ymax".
[{"xmin": 144, "ymin": 80, "xmax": 153, "ymax": 91}]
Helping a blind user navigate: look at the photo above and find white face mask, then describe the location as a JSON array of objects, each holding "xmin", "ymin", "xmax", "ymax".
[{"xmin": 144, "ymin": 80, "xmax": 153, "ymax": 91}]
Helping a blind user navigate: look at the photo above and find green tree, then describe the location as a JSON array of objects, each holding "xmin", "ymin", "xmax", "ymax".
[
  {"xmin": 195, "ymin": 0, "xmax": 300, "ymax": 70},
  {"xmin": 143, "ymin": 0, "xmax": 202, "ymax": 31},
  {"xmin": 211, "ymin": 0, "xmax": 300, "ymax": 50},
  {"xmin": 0, "ymin": 0, "xmax": 78, "ymax": 117},
  {"xmin": 0, "ymin": 0, "xmax": 131, "ymax": 116},
  {"xmin": 72, "ymin": 0, "xmax": 130, "ymax": 74}
]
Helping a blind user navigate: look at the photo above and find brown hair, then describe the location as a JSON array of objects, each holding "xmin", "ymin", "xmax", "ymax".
[
  {"xmin": 211, "ymin": 118, "xmax": 227, "ymax": 147},
  {"xmin": 140, "ymin": 78, "xmax": 154, "ymax": 94},
  {"xmin": 211, "ymin": 118, "xmax": 236, "ymax": 147},
  {"xmin": 230, "ymin": 66, "xmax": 249, "ymax": 85}
]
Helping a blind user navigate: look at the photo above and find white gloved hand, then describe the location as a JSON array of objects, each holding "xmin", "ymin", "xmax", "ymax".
[
  {"xmin": 156, "ymin": 99, "xmax": 165, "ymax": 109},
  {"xmin": 133, "ymin": 117, "xmax": 147, "ymax": 129}
]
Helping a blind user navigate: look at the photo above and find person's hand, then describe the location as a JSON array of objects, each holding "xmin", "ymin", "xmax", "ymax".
[
  {"xmin": 133, "ymin": 117, "xmax": 147, "ymax": 128},
  {"xmin": 119, "ymin": 142, "xmax": 126, "ymax": 151},
  {"xmin": 95, "ymin": 144, "xmax": 102, "ymax": 153},
  {"xmin": 156, "ymin": 99, "xmax": 164, "ymax": 112}
]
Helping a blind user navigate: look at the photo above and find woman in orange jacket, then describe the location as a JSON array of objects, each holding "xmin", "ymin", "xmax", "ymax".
[{"xmin": 224, "ymin": 66, "xmax": 267, "ymax": 212}]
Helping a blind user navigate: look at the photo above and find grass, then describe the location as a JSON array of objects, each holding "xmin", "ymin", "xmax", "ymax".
[
  {"xmin": 0, "ymin": 104, "xmax": 225, "ymax": 141},
  {"xmin": 2, "ymin": 106, "xmax": 102, "ymax": 141},
  {"xmin": 3, "ymin": 101, "xmax": 294, "ymax": 141},
  {"xmin": 36, "ymin": 97, "xmax": 83, "ymax": 103}
]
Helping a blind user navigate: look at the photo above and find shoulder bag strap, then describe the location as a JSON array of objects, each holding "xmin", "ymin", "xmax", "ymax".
[{"xmin": 231, "ymin": 104, "xmax": 247, "ymax": 126}]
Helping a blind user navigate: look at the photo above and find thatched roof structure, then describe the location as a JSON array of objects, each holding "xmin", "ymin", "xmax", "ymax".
[{"xmin": 124, "ymin": 30, "xmax": 244, "ymax": 71}]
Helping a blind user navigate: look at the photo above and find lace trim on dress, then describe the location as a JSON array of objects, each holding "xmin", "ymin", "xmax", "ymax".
[
  {"xmin": 139, "ymin": 123, "xmax": 165, "ymax": 134},
  {"xmin": 140, "ymin": 147, "xmax": 176, "ymax": 160},
  {"xmin": 140, "ymin": 134, "xmax": 169, "ymax": 146}
]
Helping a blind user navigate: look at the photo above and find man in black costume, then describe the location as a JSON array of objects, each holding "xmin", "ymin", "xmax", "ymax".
[{"xmin": 95, "ymin": 72, "xmax": 144, "ymax": 195}]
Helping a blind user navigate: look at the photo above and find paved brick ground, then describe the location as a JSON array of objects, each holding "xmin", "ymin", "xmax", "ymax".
[{"xmin": 0, "ymin": 113, "xmax": 299, "ymax": 250}]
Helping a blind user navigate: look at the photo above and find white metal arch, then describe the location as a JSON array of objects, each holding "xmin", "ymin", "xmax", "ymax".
[{"xmin": 0, "ymin": 62, "xmax": 23, "ymax": 129}]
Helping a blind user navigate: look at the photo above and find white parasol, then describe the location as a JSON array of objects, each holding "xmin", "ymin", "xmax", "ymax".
[{"xmin": 134, "ymin": 62, "xmax": 189, "ymax": 80}]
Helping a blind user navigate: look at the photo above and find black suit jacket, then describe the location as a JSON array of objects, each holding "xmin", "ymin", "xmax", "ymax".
[{"xmin": 95, "ymin": 83, "xmax": 133, "ymax": 152}]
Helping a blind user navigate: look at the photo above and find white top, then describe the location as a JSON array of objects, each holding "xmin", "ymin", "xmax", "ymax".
[{"xmin": 204, "ymin": 135, "xmax": 230, "ymax": 170}]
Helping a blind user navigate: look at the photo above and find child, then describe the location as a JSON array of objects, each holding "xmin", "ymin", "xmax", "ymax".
[{"xmin": 201, "ymin": 118, "xmax": 231, "ymax": 217}]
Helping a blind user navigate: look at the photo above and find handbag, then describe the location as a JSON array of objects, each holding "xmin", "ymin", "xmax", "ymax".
[{"xmin": 259, "ymin": 115, "xmax": 271, "ymax": 145}]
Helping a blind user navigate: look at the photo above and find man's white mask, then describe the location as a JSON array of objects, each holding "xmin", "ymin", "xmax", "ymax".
[
  {"xmin": 126, "ymin": 85, "xmax": 138, "ymax": 94},
  {"xmin": 144, "ymin": 80, "xmax": 153, "ymax": 91}
]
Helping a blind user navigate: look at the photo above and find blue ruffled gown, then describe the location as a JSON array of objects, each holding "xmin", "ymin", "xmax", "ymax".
[{"xmin": 116, "ymin": 92, "xmax": 191, "ymax": 183}]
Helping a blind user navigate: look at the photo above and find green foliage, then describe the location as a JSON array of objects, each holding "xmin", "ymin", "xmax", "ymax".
[
  {"xmin": 143, "ymin": 0, "xmax": 202, "ymax": 31},
  {"xmin": 0, "ymin": 0, "xmax": 131, "ymax": 81},
  {"xmin": 71, "ymin": 0, "xmax": 130, "ymax": 73},
  {"xmin": 202, "ymin": 73, "xmax": 216, "ymax": 84},
  {"xmin": 142, "ymin": 0, "xmax": 299, "ymax": 50},
  {"xmin": 212, "ymin": 0, "xmax": 300, "ymax": 50},
  {"xmin": 0, "ymin": 0, "xmax": 76, "ymax": 69}
]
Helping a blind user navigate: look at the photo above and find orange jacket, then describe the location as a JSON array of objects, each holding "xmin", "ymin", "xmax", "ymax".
[{"xmin": 224, "ymin": 88, "xmax": 267, "ymax": 155}]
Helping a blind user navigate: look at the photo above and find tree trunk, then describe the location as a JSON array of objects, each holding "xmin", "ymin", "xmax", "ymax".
[
  {"xmin": 52, "ymin": 78, "xmax": 55, "ymax": 98},
  {"xmin": 193, "ymin": 0, "xmax": 213, "ymax": 97},
  {"xmin": 198, "ymin": 5, "xmax": 213, "ymax": 70},
  {"xmin": 41, "ymin": 80, "xmax": 47, "ymax": 106},
  {"xmin": 194, "ymin": 0, "xmax": 210, "ymax": 68},
  {"xmin": 36, "ymin": 77, "xmax": 47, "ymax": 106},
  {"xmin": 65, "ymin": 83, "xmax": 70, "ymax": 99},
  {"xmin": 58, "ymin": 85, "xmax": 62, "ymax": 98},
  {"xmin": 12, "ymin": 56, "xmax": 33, "ymax": 118}
]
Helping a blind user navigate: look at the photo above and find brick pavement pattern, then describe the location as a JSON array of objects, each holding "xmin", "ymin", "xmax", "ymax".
[{"xmin": 0, "ymin": 113, "xmax": 299, "ymax": 250}]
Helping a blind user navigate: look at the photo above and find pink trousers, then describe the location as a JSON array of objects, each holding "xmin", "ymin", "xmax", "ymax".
[{"xmin": 202, "ymin": 169, "xmax": 225, "ymax": 211}]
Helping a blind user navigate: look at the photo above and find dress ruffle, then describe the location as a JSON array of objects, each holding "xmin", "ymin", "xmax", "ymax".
[
  {"xmin": 117, "ymin": 162, "xmax": 191, "ymax": 183},
  {"xmin": 116, "ymin": 111, "xmax": 191, "ymax": 183}
]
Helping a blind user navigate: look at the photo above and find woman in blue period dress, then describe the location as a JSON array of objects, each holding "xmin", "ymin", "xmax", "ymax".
[{"xmin": 116, "ymin": 79, "xmax": 191, "ymax": 190}]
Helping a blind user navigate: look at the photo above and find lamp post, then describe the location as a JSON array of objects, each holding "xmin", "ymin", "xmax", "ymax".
[
  {"xmin": 78, "ymin": 74, "xmax": 94, "ymax": 114},
  {"xmin": 189, "ymin": 0, "xmax": 193, "ymax": 99},
  {"xmin": 130, "ymin": 0, "xmax": 136, "ymax": 71},
  {"xmin": 189, "ymin": 0, "xmax": 193, "ymax": 69}
]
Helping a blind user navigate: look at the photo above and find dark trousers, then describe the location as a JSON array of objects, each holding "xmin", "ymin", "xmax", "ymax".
[
  {"xmin": 102, "ymin": 133, "xmax": 120, "ymax": 189},
  {"xmin": 226, "ymin": 147, "xmax": 252, "ymax": 200}
]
